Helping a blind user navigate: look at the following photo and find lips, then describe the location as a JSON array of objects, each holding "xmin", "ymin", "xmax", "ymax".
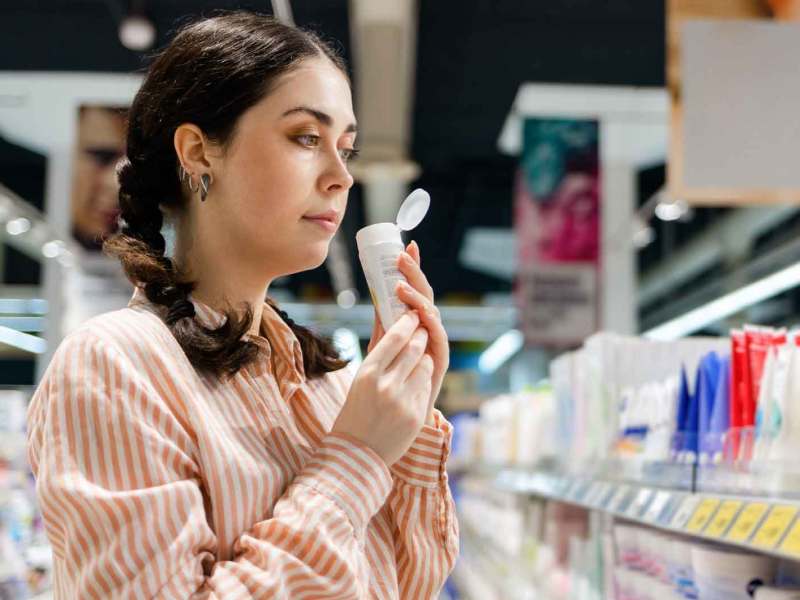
[{"xmin": 303, "ymin": 210, "xmax": 340, "ymax": 227}]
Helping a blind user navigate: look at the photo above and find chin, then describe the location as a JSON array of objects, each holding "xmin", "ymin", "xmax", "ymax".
[{"xmin": 290, "ymin": 242, "xmax": 331, "ymax": 273}]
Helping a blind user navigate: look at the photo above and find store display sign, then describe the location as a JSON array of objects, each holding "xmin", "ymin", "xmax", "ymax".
[
  {"xmin": 727, "ymin": 502, "xmax": 769, "ymax": 543},
  {"xmin": 670, "ymin": 495, "xmax": 702, "ymax": 529},
  {"xmin": 752, "ymin": 505, "xmax": 798, "ymax": 549},
  {"xmin": 705, "ymin": 500, "xmax": 744, "ymax": 539},
  {"xmin": 514, "ymin": 118, "xmax": 600, "ymax": 346},
  {"xmin": 668, "ymin": 0, "xmax": 800, "ymax": 204},
  {"xmin": 685, "ymin": 498, "xmax": 721, "ymax": 533}
]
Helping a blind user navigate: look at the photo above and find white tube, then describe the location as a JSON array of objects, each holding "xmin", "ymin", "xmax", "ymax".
[{"xmin": 356, "ymin": 222, "xmax": 408, "ymax": 331}]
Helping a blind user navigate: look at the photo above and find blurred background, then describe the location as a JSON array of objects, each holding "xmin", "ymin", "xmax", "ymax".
[{"xmin": 3, "ymin": 1, "xmax": 800, "ymax": 599}]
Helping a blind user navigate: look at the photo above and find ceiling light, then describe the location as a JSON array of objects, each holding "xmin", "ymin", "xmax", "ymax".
[
  {"xmin": 655, "ymin": 198, "xmax": 689, "ymax": 222},
  {"xmin": 0, "ymin": 325, "xmax": 46, "ymax": 354},
  {"xmin": 42, "ymin": 240, "xmax": 65, "ymax": 258},
  {"xmin": 478, "ymin": 329, "xmax": 524, "ymax": 374},
  {"xmin": 6, "ymin": 217, "xmax": 31, "ymax": 236},
  {"xmin": 644, "ymin": 261, "xmax": 800, "ymax": 340},
  {"xmin": 119, "ymin": 15, "xmax": 156, "ymax": 51},
  {"xmin": 336, "ymin": 289, "xmax": 357, "ymax": 309},
  {"xmin": 333, "ymin": 328, "xmax": 363, "ymax": 370}
]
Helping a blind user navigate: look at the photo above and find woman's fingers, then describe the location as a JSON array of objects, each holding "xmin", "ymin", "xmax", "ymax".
[
  {"xmin": 406, "ymin": 353, "xmax": 435, "ymax": 400},
  {"xmin": 369, "ymin": 310, "xmax": 420, "ymax": 369},
  {"xmin": 367, "ymin": 307, "xmax": 385, "ymax": 354},
  {"xmin": 408, "ymin": 240, "xmax": 421, "ymax": 267},
  {"xmin": 398, "ymin": 250, "xmax": 434, "ymax": 302},
  {"xmin": 397, "ymin": 280, "xmax": 442, "ymax": 332},
  {"xmin": 386, "ymin": 327, "xmax": 429, "ymax": 383}
]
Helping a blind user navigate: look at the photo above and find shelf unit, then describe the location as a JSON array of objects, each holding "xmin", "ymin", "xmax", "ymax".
[{"xmin": 474, "ymin": 467, "xmax": 800, "ymax": 562}]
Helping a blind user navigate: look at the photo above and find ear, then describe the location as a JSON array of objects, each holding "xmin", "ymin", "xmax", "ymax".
[{"xmin": 173, "ymin": 123, "xmax": 213, "ymax": 176}]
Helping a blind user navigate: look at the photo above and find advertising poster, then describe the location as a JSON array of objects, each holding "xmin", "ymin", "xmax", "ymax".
[
  {"xmin": 515, "ymin": 118, "xmax": 600, "ymax": 346},
  {"xmin": 70, "ymin": 104, "xmax": 127, "ymax": 251}
]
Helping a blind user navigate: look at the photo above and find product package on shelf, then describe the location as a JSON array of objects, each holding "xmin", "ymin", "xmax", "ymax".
[
  {"xmin": 610, "ymin": 519, "xmax": 800, "ymax": 600},
  {"xmin": 0, "ymin": 389, "xmax": 51, "ymax": 599},
  {"xmin": 700, "ymin": 326, "xmax": 800, "ymax": 497},
  {"xmin": 447, "ymin": 383, "xmax": 557, "ymax": 471},
  {"xmin": 455, "ymin": 476, "xmax": 605, "ymax": 600},
  {"xmin": 550, "ymin": 332, "xmax": 729, "ymax": 484}
]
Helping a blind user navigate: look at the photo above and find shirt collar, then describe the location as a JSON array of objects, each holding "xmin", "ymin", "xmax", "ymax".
[{"xmin": 128, "ymin": 285, "xmax": 305, "ymax": 379}]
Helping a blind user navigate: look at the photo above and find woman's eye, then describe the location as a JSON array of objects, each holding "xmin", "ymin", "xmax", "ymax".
[
  {"xmin": 340, "ymin": 147, "xmax": 361, "ymax": 163},
  {"xmin": 295, "ymin": 134, "xmax": 320, "ymax": 148}
]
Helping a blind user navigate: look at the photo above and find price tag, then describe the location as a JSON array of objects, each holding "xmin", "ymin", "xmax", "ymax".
[
  {"xmin": 753, "ymin": 505, "xmax": 798, "ymax": 549},
  {"xmin": 670, "ymin": 495, "xmax": 701, "ymax": 529},
  {"xmin": 626, "ymin": 488, "xmax": 655, "ymax": 519},
  {"xmin": 686, "ymin": 498, "xmax": 721, "ymax": 533},
  {"xmin": 585, "ymin": 482, "xmax": 607, "ymax": 507},
  {"xmin": 598, "ymin": 484, "xmax": 618, "ymax": 510},
  {"xmin": 779, "ymin": 518, "xmax": 800, "ymax": 556},
  {"xmin": 644, "ymin": 491, "xmax": 673, "ymax": 523},
  {"xmin": 574, "ymin": 480, "xmax": 592, "ymax": 503},
  {"xmin": 727, "ymin": 503, "xmax": 770, "ymax": 543},
  {"xmin": 705, "ymin": 500, "xmax": 743, "ymax": 538},
  {"xmin": 610, "ymin": 485, "xmax": 634, "ymax": 513},
  {"xmin": 552, "ymin": 477, "xmax": 570, "ymax": 497},
  {"xmin": 561, "ymin": 479, "xmax": 579, "ymax": 499},
  {"xmin": 658, "ymin": 494, "xmax": 685, "ymax": 526}
]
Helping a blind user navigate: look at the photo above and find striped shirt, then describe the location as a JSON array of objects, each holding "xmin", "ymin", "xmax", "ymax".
[{"xmin": 26, "ymin": 285, "xmax": 459, "ymax": 599}]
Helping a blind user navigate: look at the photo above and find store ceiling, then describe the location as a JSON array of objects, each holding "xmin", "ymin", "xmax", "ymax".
[{"xmin": 0, "ymin": 0, "xmax": 666, "ymax": 303}]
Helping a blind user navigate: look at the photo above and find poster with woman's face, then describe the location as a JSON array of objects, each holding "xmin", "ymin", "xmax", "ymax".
[{"xmin": 70, "ymin": 105, "xmax": 127, "ymax": 251}]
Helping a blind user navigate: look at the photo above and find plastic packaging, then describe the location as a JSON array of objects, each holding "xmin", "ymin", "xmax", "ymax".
[
  {"xmin": 691, "ymin": 543, "xmax": 777, "ymax": 600},
  {"xmin": 355, "ymin": 188, "xmax": 430, "ymax": 331}
]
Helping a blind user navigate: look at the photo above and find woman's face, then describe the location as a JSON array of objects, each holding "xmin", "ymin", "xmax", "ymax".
[{"xmin": 196, "ymin": 55, "xmax": 356, "ymax": 280}]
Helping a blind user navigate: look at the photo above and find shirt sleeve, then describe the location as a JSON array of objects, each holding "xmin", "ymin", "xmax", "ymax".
[
  {"xmin": 26, "ymin": 330, "xmax": 393, "ymax": 599},
  {"xmin": 385, "ymin": 409, "xmax": 460, "ymax": 599}
]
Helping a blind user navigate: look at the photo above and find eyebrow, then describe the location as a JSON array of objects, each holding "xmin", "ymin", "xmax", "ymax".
[{"xmin": 281, "ymin": 106, "xmax": 357, "ymax": 134}]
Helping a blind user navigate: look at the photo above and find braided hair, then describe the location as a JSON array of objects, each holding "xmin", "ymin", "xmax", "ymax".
[{"xmin": 104, "ymin": 11, "xmax": 348, "ymax": 380}]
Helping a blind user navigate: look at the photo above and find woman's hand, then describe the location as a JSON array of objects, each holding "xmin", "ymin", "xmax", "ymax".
[
  {"xmin": 333, "ymin": 311, "xmax": 434, "ymax": 467},
  {"xmin": 366, "ymin": 241, "xmax": 449, "ymax": 426}
]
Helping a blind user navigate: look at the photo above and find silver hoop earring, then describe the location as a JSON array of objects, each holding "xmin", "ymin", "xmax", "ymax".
[
  {"xmin": 179, "ymin": 165, "xmax": 188, "ymax": 183},
  {"xmin": 187, "ymin": 173, "xmax": 200, "ymax": 194},
  {"xmin": 200, "ymin": 173, "xmax": 212, "ymax": 202}
]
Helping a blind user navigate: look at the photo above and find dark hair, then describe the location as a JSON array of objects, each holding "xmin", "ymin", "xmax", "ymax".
[{"xmin": 104, "ymin": 11, "xmax": 349, "ymax": 380}]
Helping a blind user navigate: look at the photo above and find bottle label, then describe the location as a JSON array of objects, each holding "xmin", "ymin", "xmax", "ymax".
[{"xmin": 359, "ymin": 241, "xmax": 407, "ymax": 330}]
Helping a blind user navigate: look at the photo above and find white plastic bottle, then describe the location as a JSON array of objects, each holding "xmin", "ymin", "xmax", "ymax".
[{"xmin": 356, "ymin": 188, "xmax": 430, "ymax": 331}]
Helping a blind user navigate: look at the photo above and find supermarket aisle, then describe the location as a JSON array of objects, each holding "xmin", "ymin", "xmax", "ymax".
[{"xmin": 445, "ymin": 333, "xmax": 800, "ymax": 599}]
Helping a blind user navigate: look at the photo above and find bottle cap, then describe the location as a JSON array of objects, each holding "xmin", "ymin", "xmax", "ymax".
[
  {"xmin": 396, "ymin": 188, "xmax": 430, "ymax": 231},
  {"xmin": 356, "ymin": 222, "xmax": 402, "ymax": 250}
]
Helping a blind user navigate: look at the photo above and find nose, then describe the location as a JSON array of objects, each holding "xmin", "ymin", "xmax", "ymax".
[{"xmin": 318, "ymin": 149, "xmax": 354, "ymax": 196}]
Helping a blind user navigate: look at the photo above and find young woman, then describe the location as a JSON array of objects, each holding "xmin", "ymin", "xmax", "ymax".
[{"xmin": 27, "ymin": 12, "xmax": 458, "ymax": 599}]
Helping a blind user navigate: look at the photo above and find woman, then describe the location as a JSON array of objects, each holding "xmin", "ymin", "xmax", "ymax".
[{"xmin": 27, "ymin": 12, "xmax": 458, "ymax": 599}]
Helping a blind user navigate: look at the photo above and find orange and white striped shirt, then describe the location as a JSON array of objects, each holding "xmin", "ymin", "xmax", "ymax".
[{"xmin": 26, "ymin": 285, "xmax": 459, "ymax": 599}]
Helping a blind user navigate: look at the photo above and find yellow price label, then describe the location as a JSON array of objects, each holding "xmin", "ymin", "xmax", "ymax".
[
  {"xmin": 686, "ymin": 498, "xmax": 721, "ymax": 533},
  {"xmin": 705, "ymin": 500, "xmax": 744, "ymax": 538},
  {"xmin": 753, "ymin": 505, "xmax": 798, "ymax": 549},
  {"xmin": 779, "ymin": 519, "xmax": 800, "ymax": 556},
  {"xmin": 728, "ymin": 503, "xmax": 770, "ymax": 542}
]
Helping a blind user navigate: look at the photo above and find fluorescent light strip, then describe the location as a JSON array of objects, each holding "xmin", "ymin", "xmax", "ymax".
[
  {"xmin": 644, "ymin": 261, "xmax": 800, "ymax": 341},
  {"xmin": 479, "ymin": 329, "xmax": 524, "ymax": 374},
  {"xmin": 0, "ymin": 298, "xmax": 47, "ymax": 314},
  {"xmin": 0, "ymin": 325, "xmax": 47, "ymax": 354}
]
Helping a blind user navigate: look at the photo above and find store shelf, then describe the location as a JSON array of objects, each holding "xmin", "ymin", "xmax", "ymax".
[
  {"xmin": 475, "ymin": 467, "xmax": 800, "ymax": 563},
  {"xmin": 453, "ymin": 518, "xmax": 549, "ymax": 600}
]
